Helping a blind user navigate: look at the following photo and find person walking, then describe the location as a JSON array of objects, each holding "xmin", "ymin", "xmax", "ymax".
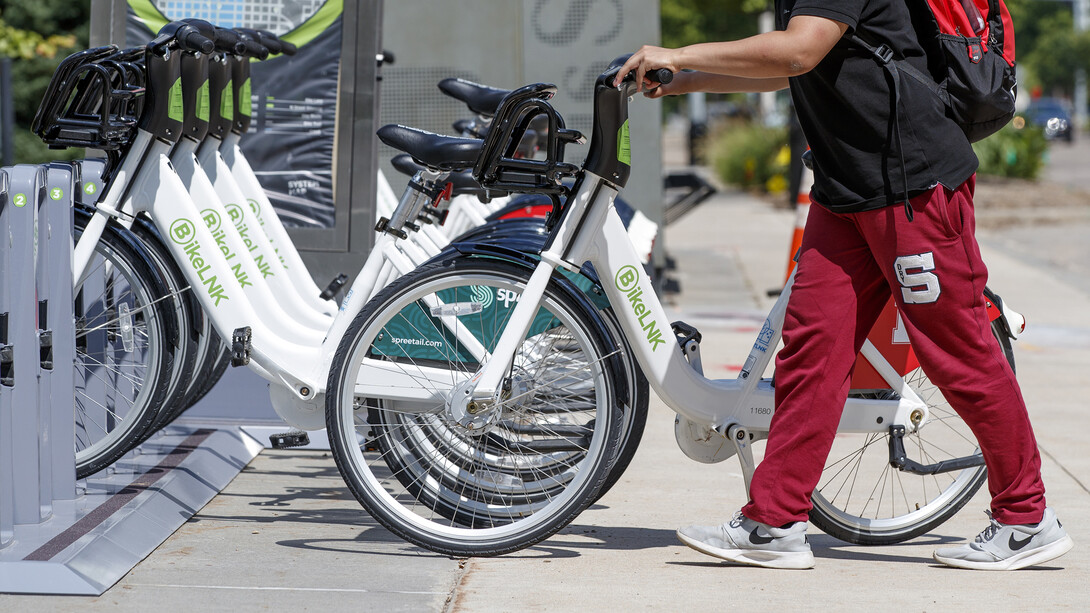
[{"xmin": 616, "ymin": 0, "xmax": 1073, "ymax": 571}]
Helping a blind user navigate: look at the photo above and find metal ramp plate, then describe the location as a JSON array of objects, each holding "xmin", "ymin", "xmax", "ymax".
[{"xmin": 0, "ymin": 426, "xmax": 262, "ymax": 595}]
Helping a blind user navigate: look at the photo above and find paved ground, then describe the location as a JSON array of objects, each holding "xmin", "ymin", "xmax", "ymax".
[{"xmin": 3, "ymin": 180, "xmax": 1086, "ymax": 611}]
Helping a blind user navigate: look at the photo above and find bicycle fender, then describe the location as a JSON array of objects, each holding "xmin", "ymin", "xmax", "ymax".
[
  {"xmin": 440, "ymin": 241, "xmax": 612, "ymax": 311},
  {"xmin": 983, "ymin": 286, "xmax": 1025, "ymax": 340},
  {"xmin": 433, "ymin": 243, "xmax": 629, "ymax": 404}
]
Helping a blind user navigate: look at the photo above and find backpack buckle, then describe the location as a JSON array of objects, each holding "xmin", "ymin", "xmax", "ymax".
[{"xmin": 875, "ymin": 44, "xmax": 895, "ymax": 64}]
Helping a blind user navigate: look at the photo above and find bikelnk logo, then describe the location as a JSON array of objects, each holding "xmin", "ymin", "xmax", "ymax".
[
  {"xmin": 615, "ymin": 265, "xmax": 665, "ymax": 351},
  {"xmin": 169, "ymin": 218, "xmax": 230, "ymax": 306}
]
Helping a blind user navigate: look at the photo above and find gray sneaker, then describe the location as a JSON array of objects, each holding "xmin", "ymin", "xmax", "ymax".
[
  {"xmin": 934, "ymin": 507, "xmax": 1074, "ymax": 570},
  {"xmin": 677, "ymin": 511, "xmax": 815, "ymax": 569}
]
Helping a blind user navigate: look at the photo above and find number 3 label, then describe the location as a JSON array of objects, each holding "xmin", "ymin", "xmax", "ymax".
[{"xmin": 894, "ymin": 253, "xmax": 941, "ymax": 304}]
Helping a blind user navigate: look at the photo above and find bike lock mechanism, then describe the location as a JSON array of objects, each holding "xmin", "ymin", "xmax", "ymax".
[
  {"xmin": 671, "ymin": 321, "xmax": 703, "ymax": 375},
  {"xmin": 319, "ymin": 274, "xmax": 349, "ymax": 301},
  {"xmin": 888, "ymin": 425, "xmax": 984, "ymax": 475}
]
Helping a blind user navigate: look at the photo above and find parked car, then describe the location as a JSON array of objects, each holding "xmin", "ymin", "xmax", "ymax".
[{"xmin": 1024, "ymin": 98, "xmax": 1073, "ymax": 142}]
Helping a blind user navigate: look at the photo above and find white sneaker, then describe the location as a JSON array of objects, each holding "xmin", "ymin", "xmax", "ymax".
[
  {"xmin": 677, "ymin": 511, "xmax": 815, "ymax": 569},
  {"xmin": 934, "ymin": 507, "xmax": 1074, "ymax": 570}
]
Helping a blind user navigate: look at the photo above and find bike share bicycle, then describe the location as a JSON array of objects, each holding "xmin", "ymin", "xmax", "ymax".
[
  {"xmin": 34, "ymin": 19, "xmax": 650, "ymax": 509},
  {"xmin": 324, "ymin": 58, "xmax": 1027, "ymax": 556}
]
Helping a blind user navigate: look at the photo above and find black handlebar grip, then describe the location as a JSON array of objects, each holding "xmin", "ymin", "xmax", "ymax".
[
  {"xmin": 239, "ymin": 29, "xmax": 282, "ymax": 54},
  {"xmin": 257, "ymin": 35, "xmax": 283, "ymax": 54},
  {"xmin": 648, "ymin": 68, "xmax": 673, "ymax": 85},
  {"xmin": 278, "ymin": 39, "xmax": 298, "ymax": 55},
  {"xmin": 212, "ymin": 27, "xmax": 244, "ymax": 53},
  {"xmin": 257, "ymin": 29, "xmax": 298, "ymax": 56},
  {"xmin": 240, "ymin": 38, "xmax": 269, "ymax": 60},
  {"xmin": 182, "ymin": 32, "xmax": 215, "ymax": 54}
]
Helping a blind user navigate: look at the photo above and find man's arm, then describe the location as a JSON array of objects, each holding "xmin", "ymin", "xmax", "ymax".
[
  {"xmin": 644, "ymin": 72, "xmax": 789, "ymax": 99},
  {"xmin": 615, "ymin": 15, "xmax": 848, "ymax": 92}
]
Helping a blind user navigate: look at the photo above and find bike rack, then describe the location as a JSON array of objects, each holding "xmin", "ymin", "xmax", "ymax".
[
  {"xmin": 0, "ymin": 163, "xmax": 263, "ymax": 596},
  {"xmin": 1, "ymin": 165, "xmax": 58, "ymax": 542}
]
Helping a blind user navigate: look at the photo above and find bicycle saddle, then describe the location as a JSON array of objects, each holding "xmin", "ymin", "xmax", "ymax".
[
  {"xmin": 390, "ymin": 154, "xmax": 488, "ymax": 197},
  {"xmin": 438, "ymin": 78, "xmax": 511, "ymax": 117},
  {"xmin": 377, "ymin": 125, "xmax": 482, "ymax": 171}
]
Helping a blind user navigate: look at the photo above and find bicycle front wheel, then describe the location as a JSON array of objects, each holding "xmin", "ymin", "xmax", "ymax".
[
  {"xmin": 74, "ymin": 215, "xmax": 176, "ymax": 478},
  {"xmin": 808, "ymin": 318, "xmax": 1013, "ymax": 545},
  {"xmin": 326, "ymin": 258, "xmax": 623, "ymax": 556}
]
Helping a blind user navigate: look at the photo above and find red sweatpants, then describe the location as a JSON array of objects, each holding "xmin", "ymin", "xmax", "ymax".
[{"xmin": 742, "ymin": 176, "xmax": 1046, "ymax": 527}]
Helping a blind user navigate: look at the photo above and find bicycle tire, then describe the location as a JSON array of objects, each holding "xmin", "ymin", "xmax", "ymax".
[
  {"xmin": 593, "ymin": 307, "xmax": 649, "ymax": 501},
  {"xmin": 326, "ymin": 258, "xmax": 624, "ymax": 556},
  {"xmin": 808, "ymin": 317, "xmax": 1012, "ymax": 545},
  {"xmin": 178, "ymin": 325, "xmax": 231, "ymax": 412},
  {"xmin": 74, "ymin": 212, "xmax": 177, "ymax": 478}
]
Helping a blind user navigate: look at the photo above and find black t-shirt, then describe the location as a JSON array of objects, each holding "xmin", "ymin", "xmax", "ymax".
[{"xmin": 776, "ymin": 0, "xmax": 978, "ymax": 212}]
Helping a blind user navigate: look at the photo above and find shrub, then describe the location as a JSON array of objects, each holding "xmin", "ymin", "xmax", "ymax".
[
  {"xmin": 972, "ymin": 121, "xmax": 1049, "ymax": 180},
  {"xmin": 706, "ymin": 121, "xmax": 789, "ymax": 193}
]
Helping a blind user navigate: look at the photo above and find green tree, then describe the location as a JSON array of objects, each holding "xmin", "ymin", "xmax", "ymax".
[
  {"xmin": 0, "ymin": 2, "xmax": 89, "ymax": 164},
  {"xmin": 1002, "ymin": 0, "xmax": 1090, "ymax": 99},
  {"xmin": 1, "ymin": 11, "xmax": 76, "ymax": 59},
  {"xmin": 661, "ymin": 0, "xmax": 765, "ymax": 49},
  {"xmin": 660, "ymin": 0, "xmax": 771, "ymax": 117}
]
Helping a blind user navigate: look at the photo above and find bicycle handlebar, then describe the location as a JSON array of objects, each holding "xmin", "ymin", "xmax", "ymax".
[
  {"xmin": 645, "ymin": 68, "xmax": 674, "ymax": 86},
  {"xmin": 180, "ymin": 31, "xmax": 215, "ymax": 54},
  {"xmin": 258, "ymin": 29, "xmax": 298, "ymax": 56},
  {"xmin": 233, "ymin": 32, "xmax": 270, "ymax": 60},
  {"xmin": 607, "ymin": 54, "xmax": 674, "ymax": 90},
  {"xmin": 211, "ymin": 27, "xmax": 247, "ymax": 54}
]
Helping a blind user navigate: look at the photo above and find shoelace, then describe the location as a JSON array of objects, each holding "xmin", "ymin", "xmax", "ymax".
[
  {"xmin": 975, "ymin": 511, "xmax": 1003, "ymax": 544},
  {"xmin": 728, "ymin": 511, "xmax": 746, "ymax": 530}
]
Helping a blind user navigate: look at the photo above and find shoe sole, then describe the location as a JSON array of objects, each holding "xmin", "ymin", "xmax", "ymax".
[
  {"xmin": 933, "ymin": 535, "xmax": 1074, "ymax": 571},
  {"xmin": 676, "ymin": 530, "xmax": 815, "ymax": 570}
]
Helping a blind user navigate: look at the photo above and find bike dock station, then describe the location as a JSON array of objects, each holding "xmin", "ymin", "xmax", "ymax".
[{"xmin": 0, "ymin": 164, "xmax": 262, "ymax": 596}]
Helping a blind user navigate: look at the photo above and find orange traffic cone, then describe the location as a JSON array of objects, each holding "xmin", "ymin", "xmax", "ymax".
[{"xmin": 784, "ymin": 163, "xmax": 814, "ymax": 282}]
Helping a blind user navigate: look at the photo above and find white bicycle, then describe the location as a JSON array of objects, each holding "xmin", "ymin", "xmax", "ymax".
[
  {"xmin": 38, "ymin": 21, "xmax": 649, "ymax": 488},
  {"xmin": 323, "ymin": 59, "xmax": 1025, "ymax": 556}
]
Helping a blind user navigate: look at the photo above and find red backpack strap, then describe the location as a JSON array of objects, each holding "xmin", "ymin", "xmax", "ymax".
[{"xmin": 989, "ymin": 0, "xmax": 1015, "ymax": 66}]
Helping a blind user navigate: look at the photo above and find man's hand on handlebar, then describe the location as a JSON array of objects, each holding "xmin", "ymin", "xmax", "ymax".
[{"xmin": 613, "ymin": 45, "xmax": 679, "ymax": 92}]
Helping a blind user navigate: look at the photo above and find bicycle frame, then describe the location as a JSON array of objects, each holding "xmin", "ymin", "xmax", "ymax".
[
  {"xmin": 406, "ymin": 174, "xmax": 928, "ymax": 443},
  {"xmin": 72, "ymin": 123, "xmax": 498, "ymax": 429},
  {"xmin": 349, "ymin": 69, "xmax": 938, "ymax": 469}
]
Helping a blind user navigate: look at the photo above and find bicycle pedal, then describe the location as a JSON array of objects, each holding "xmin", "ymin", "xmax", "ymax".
[
  {"xmin": 319, "ymin": 273, "xmax": 349, "ymax": 301},
  {"xmin": 231, "ymin": 326, "xmax": 252, "ymax": 367},
  {"xmin": 269, "ymin": 430, "xmax": 310, "ymax": 449}
]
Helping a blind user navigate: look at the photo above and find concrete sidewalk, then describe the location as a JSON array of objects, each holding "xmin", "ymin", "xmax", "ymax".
[{"xmin": 2, "ymin": 190, "xmax": 1086, "ymax": 611}]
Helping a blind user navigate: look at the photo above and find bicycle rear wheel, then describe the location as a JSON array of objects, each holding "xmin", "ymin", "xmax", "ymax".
[
  {"xmin": 808, "ymin": 318, "xmax": 1012, "ymax": 545},
  {"xmin": 326, "ymin": 258, "xmax": 623, "ymax": 556},
  {"xmin": 74, "ymin": 215, "xmax": 176, "ymax": 478}
]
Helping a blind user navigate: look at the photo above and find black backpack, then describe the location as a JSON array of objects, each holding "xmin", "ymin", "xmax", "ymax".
[{"xmin": 851, "ymin": 0, "xmax": 1017, "ymax": 142}]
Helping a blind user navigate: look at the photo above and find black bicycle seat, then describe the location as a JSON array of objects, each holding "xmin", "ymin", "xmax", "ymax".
[
  {"xmin": 438, "ymin": 78, "xmax": 512, "ymax": 117},
  {"xmin": 377, "ymin": 125, "xmax": 482, "ymax": 171}
]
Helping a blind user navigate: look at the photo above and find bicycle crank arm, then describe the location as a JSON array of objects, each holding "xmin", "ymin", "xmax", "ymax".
[{"xmin": 888, "ymin": 425, "xmax": 984, "ymax": 475}]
